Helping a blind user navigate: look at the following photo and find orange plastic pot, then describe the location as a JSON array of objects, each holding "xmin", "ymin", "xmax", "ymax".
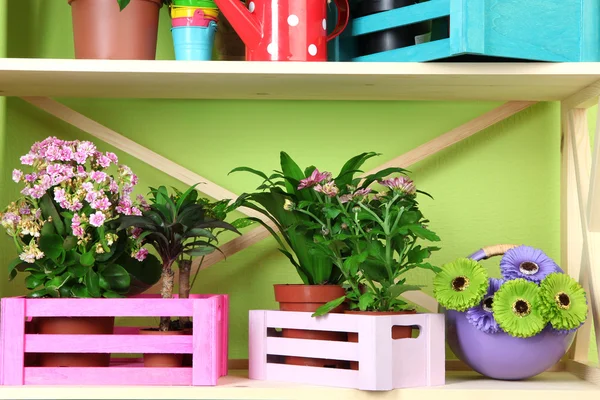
[
  {"xmin": 68, "ymin": 0, "xmax": 162, "ymax": 60},
  {"xmin": 274, "ymin": 284, "xmax": 347, "ymax": 368}
]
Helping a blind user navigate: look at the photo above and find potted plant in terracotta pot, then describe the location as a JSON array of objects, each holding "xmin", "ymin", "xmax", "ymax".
[
  {"xmin": 292, "ymin": 168, "xmax": 441, "ymax": 369},
  {"xmin": 230, "ymin": 152, "xmax": 381, "ymax": 367},
  {"xmin": 117, "ymin": 184, "xmax": 241, "ymax": 367},
  {"xmin": 68, "ymin": 0, "xmax": 171, "ymax": 60},
  {"xmin": 1, "ymin": 136, "xmax": 162, "ymax": 367}
]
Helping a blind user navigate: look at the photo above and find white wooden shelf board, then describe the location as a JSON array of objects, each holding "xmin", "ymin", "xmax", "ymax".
[
  {"xmin": 0, "ymin": 59, "xmax": 600, "ymax": 101},
  {"xmin": 0, "ymin": 371, "xmax": 598, "ymax": 400}
]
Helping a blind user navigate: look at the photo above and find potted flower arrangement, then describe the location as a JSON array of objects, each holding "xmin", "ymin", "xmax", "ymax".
[
  {"xmin": 117, "ymin": 185, "xmax": 242, "ymax": 367},
  {"xmin": 288, "ymin": 167, "xmax": 441, "ymax": 369},
  {"xmin": 433, "ymin": 244, "xmax": 588, "ymax": 380},
  {"xmin": 68, "ymin": 0, "xmax": 172, "ymax": 60},
  {"xmin": 230, "ymin": 152, "xmax": 382, "ymax": 367},
  {"xmin": 0, "ymin": 136, "xmax": 162, "ymax": 367}
]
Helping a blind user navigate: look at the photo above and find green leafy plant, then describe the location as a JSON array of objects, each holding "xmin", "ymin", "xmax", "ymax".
[
  {"xmin": 117, "ymin": 185, "xmax": 243, "ymax": 331},
  {"xmin": 286, "ymin": 167, "xmax": 441, "ymax": 316},
  {"xmin": 1, "ymin": 137, "xmax": 162, "ymax": 298},
  {"xmin": 230, "ymin": 152, "xmax": 380, "ymax": 286}
]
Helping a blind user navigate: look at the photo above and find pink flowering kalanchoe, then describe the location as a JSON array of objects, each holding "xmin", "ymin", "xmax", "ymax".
[{"xmin": 0, "ymin": 136, "xmax": 148, "ymax": 264}]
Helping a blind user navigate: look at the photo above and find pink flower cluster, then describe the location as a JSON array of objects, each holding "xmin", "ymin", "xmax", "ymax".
[
  {"xmin": 380, "ymin": 176, "xmax": 416, "ymax": 195},
  {"xmin": 298, "ymin": 169, "xmax": 340, "ymax": 198},
  {"xmin": 339, "ymin": 188, "xmax": 372, "ymax": 204},
  {"xmin": 3, "ymin": 136, "xmax": 150, "ymax": 262}
]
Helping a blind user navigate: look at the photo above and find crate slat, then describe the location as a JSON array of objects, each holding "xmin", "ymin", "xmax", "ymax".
[
  {"xmin": 24, "ymin": 334, "xmax": 193, "ymax": 354},
  {"xmin": 265, "ymin": 363, "xmax": 358, "ymax": 388},
  {"xmin": 24, "ymin": 298, "xmax": 195, "ymax": 317},
  {"xmin": 0, "ymin": 298, "xmax": 26, "ymax": 385},
  {"xmin": 266, "ymin": 337, "xmax": 359, "ymax": 361},
  {"xmin": 24, "ymin": 367, "xmax": 192, "ymax": 386}
]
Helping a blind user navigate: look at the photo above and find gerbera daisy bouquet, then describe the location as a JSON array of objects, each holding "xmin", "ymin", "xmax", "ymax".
[
  {"xmin": 433, "ymin": 245, "xmax": 588, "ymax": 338},
  {"xmin": 0, "ymin": 136, "xmax": 161, "ymax": 298}
]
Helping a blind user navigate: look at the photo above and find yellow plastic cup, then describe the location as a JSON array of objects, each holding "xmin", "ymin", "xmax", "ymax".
[{"xmin": 171, "ymin": 6, "xmax": 219, "ymax": 19}]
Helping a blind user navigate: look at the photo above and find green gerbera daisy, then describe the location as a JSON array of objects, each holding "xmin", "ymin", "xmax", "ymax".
[
  {"xmin": 539, "ymin": 273, "xmax": 588, "ymax": 331},
  {"xmin": 433, "ymin": 258, "xmax": 489, "ymax": 311},
  {"xmin": 492, "ymin": 279, "xmax": 547, "ymax": 338}
]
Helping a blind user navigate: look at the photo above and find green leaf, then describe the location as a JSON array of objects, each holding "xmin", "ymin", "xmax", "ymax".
[
  {"xmin": 342, "ymin": 251, "xmax": 369, "ymax": 276},
  {"xmin": 417, "ymin": 262, "xmax": 442, "ymax": 273},
  {"xmin": 184, "ymin": 228, "xmax": 217, "ymax": 241},
  {"xmin": 41, "ymin": 221, "xmax": 55, "ymax": 236},
  {"xmin": 407, "ymin": 246, "xmax": 430, "ymax": 264},
  {"xmin": 229, "ymin": 166, "xmax": 270, "ymax": 182},
  {"xmin": 405, "ymin": 225, "xmax": 440, "ymax": 242},
  {"xmin": 7, "ymin": 258, "xmax": 25, "ymax": 279},
  {"xmin": 39, "ymin": 194, "xmax": 65, "ymax": 235},
  {"xmin": 39, "ymin": 233, "xmax": 63, "ymax": 260},
  {"xmin": 86, "ymin": 269, "xmax": 101, "ymax": 298},
  {"xmin": 360, "ymin": 167, "xmax": 409, "ymax": 189},
  {"xmin": 312, "ymin": 295, "xmax": 346, "ymax": 317},
  {"xmin": 45, "ymin": 274, "xmax": 71, "ymax": 298},
  {"xmin": 100, "ymin": 264, "xmax": 130, "ymax": 294},
  {"xmin": 80, "ymin": 251, "xmax": 95, "ymax": 267},
  {"xmin": 71, "ymin": 284, "xmax": 90, "ymax": 298},
  {"xmin": 361, "ymin": 260, "xmax": 388, "ymax": 282},
  {"xmin": 280, "ymin": 152, "xmax": 306, "ymax": 196},
  {"xmin": 102, "ymin": 290, "xmax": 122, "ymax": 298},
  {"xmin": 62, "ymin": 236, "xmax": 77, "ymax": 251},
  {"xmin": 175, "ymin": 184, "xmax": 199, "ymax": 212},
  {"xmin": 68, "ymin": 263, "xmax": 88, "ymax": 278},
  {"xmin": 358, "ymin": 292, "xmax": 375, "ymax": 311},
  {"xmin": 117, "ymin": 0, "xmax": 131, "ymax": 10},
  {"xmin": 324, "ymin": 207, "xmax": 341, "ymax": 219},
  {"xmin": 117, "ymin": 253, "xmax": 162, "ymax": 296},
  {"xmin": 28, "ymin": 288, "xmax": 48, "ymax": 298},
  {"xmin": 184, "ymin": 246, "xmax": 217, "ymax": 257},
  {"xmin": 387, "ymin": 284, "xmax": 423, "ymax": 299},
  {"xmin": 336, "ymin": 152, "xmax": 380, "ymax": 187},
  {"xmin": 25, "ymin": 274, "xmax": 45, "ymax": 290}
]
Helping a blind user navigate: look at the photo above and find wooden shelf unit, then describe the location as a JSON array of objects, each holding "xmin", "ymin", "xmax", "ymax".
[{"xmin": 0, "ymin": 59, "xmax": 599, "ymax": 397}]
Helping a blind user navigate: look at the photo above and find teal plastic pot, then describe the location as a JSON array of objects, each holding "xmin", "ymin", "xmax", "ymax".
[{"xmin": 172, "ymin": 23, "xmax": 218, "ymax": 61}]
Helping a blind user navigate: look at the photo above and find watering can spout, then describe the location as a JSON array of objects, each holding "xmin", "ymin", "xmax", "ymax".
[{"xmin": 213, "ymin": 0, "xmax": 261, "ymax": 47}]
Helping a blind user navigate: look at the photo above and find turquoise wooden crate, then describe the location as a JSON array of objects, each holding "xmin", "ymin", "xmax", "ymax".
[{"xmin": 328, "ymin": 0, "xmax": 600, "ymax": 62}]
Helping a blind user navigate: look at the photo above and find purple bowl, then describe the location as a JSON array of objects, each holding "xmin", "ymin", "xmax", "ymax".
[{"xmin": 445, "ymin": 309, "xmax": 575, "ymax": 380}]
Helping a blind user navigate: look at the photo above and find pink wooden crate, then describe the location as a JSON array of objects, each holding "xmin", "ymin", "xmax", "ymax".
[
  {"xmin": 249, "ymin": 310, "xmax": 445, "ymax": 391},
  {"xmin": 0, "ymin": 294, "xmax": 228, "ymax": 386}
]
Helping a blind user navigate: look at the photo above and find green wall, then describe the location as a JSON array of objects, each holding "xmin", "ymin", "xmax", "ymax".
[{"xmin": 0, "ymin": 1, "xmax": 595, "ymax": 365}]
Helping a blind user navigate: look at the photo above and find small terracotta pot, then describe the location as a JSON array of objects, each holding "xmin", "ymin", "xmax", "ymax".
[
  {"xmin": 345, "ymin": 310, "xmax": 416, "ymax": 370},
  {"xmin": 37, "ymin": 316, "xmax": 115, "ymax": 367},
  {"xmin": 68, "ymin": 0, "xmax": 162, "ymax": 60},
  {"xmin": 274, "ymin": 284, "xmax": 347, "ymax": 368},
  {"xmin": 139, "ymin": 329, "xmax": 185, "ymax": 368}
]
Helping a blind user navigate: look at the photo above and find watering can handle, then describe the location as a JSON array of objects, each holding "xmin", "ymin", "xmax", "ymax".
[
  {"xmin": 326, "ymin": 0, "xmax": 350, "ymax": 42},
  {"xmin": 468, "ymin": 244, "xmax": 520, "ymax": 261}
]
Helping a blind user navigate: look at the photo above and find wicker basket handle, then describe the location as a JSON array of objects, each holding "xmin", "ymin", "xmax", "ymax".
[{"xmin": 468, "ymin": 244, "xmax": 520, "ymax": 261}]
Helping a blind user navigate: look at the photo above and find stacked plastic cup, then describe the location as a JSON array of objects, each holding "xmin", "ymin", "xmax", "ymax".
[{"xmin": 171, "ymin": 0, "xmax": 219, "ymax": 61}]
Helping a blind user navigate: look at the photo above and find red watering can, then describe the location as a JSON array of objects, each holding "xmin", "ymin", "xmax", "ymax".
[{"xmin": 213, "ymin": 0, "xmax": 349, "ymax": 61}]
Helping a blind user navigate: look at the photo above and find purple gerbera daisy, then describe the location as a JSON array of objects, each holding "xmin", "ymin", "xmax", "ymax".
[
  {"xmin": 466, "ymin": 278, "xmax": 504, "ymax": 334},
  {"xmin": 499, "ymin": 245, "xmax": 559, "ymax": 283}
]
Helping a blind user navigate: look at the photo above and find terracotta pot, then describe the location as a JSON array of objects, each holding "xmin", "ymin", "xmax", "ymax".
[
  {"xmin": 139, "ymin": 329, "xmax": 185, "ymax": 367},
  {"xmin": 346, "ymin": 310, "xmax": 416, "ymax": 370},
  {"xmin": 68, "ymin": 0, "xmax": 162, "ymax": 60},
  {"xmin": 37, "ymin": 316, "xmax": 115, "ymax": 367},
  {"xmin": 274, "ymin": 284, "xmax": 347, "ymax": 368}
]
